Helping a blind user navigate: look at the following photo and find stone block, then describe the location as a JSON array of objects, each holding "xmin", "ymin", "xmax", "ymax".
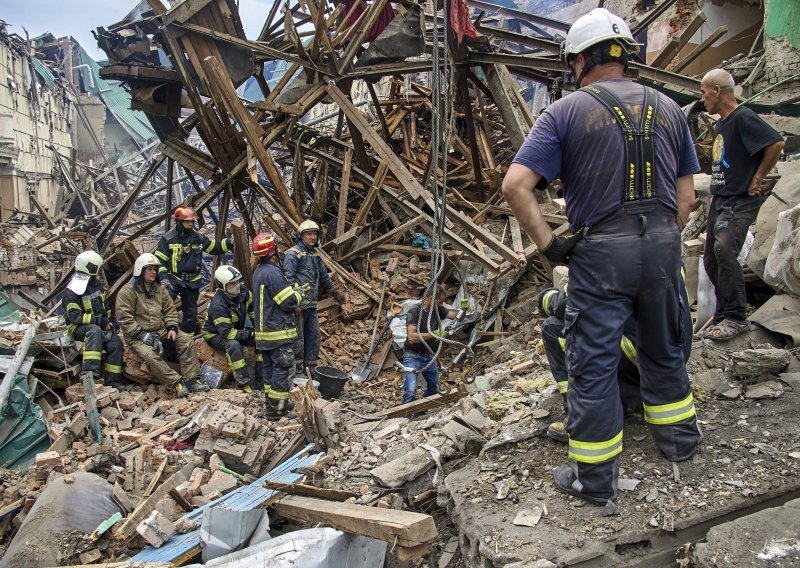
[
  {"xmin": 35, "ymin": 451, "xmax": 62, "ymax": 469},
  {"xmin": 200, "ymin": 470, "xmax": 238, "ymax": 497},
  {"xmin": 221, "ymin": 421, "xmax": 245, "ymax": 439},
  {"xmin": 79, "ymin": 550, "xmax": 103, "ymax": 564},
  {"xmin": 191, "ymin": 495, "xmax": 210, "ymax": 508},
  {"xmin": 370, "ymin": 447, "xmax": 435, "ymax": 489},
  {"xmin": 155, "ymin": 498, "xmax": 177, "ymax": 520},
  {"xmin": 136, "ymin": 510, "xmax": 175, "ymax": 548},
  {"xmin": 193, "ymin": 434, "xmax": 215, "ymax": 455},
  {"xmin": 118, "ymin": 430, "xmax": 143, "ymax": 443},
  {"xmin": 100, "ymin": 407, "xmax": 121, "ymax": 421},
  {"xmin": 441, "ymin": 420, "xmax": 485, "ymax": 455},
  {"xmin": 212, "ymin": 439, "xmax": 247, "ymax": 463},
  {"xmin": 66, "ymin": 414, "xmax": 89, "ymax": 437}
]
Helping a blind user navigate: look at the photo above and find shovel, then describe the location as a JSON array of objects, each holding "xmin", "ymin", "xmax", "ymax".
[
  {"xmin": 352, "ymin": 281, "xmax": 387, "ymax": 383},
  {"xmin": 351, "ymin": 305, "xmax": 403, "ymax": 383}
]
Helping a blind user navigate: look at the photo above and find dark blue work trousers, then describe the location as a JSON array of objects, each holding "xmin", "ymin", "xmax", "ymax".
[
  {"xmin": 564, "ymin": 202, "xmax": 701, "ymax": 500},
  {"xmin": 295, "ymin": 307, "xmax": 321, "ymax": 365}
]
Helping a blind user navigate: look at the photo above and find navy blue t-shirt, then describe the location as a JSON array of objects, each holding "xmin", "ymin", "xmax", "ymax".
[
  {"xmin": 710, "ymin": 105, "xmax": 783, "ymax": 198},
  {"xmin": 512, "ymin": 78, "xmax": 701, "ymax": 231}
]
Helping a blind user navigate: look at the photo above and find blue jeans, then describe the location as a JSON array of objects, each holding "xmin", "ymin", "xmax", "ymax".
[{"xmin": 402, "ymin": 351, "xmax": 440, "ymax": 404}]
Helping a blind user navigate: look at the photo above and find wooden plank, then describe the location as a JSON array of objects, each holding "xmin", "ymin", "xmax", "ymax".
[
  {"xmin": 116, "ymin": 418, "xmax": 186, "ymax": 455},
  {"xmin": 351, "ymin": 162, "xmax": 388, "ymax": 227},
  {"xmin": 261, "ymin": 432, "xmax": 305, "ymax": 474},
  {"xmin": 336, "ymin": 147, "xmax": 352, "ymax": 237},
  {"xmin": 262, "ymin": 481, "xmax": 358, "ymax": 501},
  {"xmin": 273, "ymin": 495, "xmax": 438, "ymax": 547},
  {"xmin": 143, "ymin": 457, "xmax": 168, "ymax": 499},
  {"xmin": 509, "ymin": 217, "xmax": 523, "ymax": 255},
  {"xmin": 202, "ymin": 55, "xmax": 300, "ymax": 223},
  {"xmin": 230, "ymin": 219, "xmax": 253, "ymax": 288},
  {"xmin": 339, "ymin": 214, "xmax": 425, "ymax": 263},
  {"xmin": 113, "ymin": 461, "xmax": 197, "ymax": 541},
  {"xmin": 377, "ymin": 391, "xmax": 463, "ymax": 419}
]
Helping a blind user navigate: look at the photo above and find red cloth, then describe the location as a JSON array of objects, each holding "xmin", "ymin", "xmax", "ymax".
[
  {"xmin": 344, "ymin": 0, "xmax": 396, "ymax": 42},
  {"xmin": 450, "ymin": 0, "xmax": 480, "ymax": 44}
]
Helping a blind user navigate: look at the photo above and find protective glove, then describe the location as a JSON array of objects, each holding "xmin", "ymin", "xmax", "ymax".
[
  {"xmin": 239, "ymin": 328, "xmax": 253, "ymax": 343},
  {"xmin": 225, "ymin": 237, "xmax": 235, "ymax": 250},
  {"xmin": 333, "ymin": 289, "xmax": 346, "ymax": 304},
  {"xmin": 539, "ymin": 231, "xmax": 583, "ymax": 264},
  {"xmin": 460, "ymin": 298, "xmax": 470, "ymax": 310},
  {"xmin": 111, "ymin": 318, "xmax": 121, "ymax": 333},
  {"xmin": 432, "ymin": 329, "xmax": 449, "ymax": 339},
  {"xmin": 152, "ymin": 335, "xmax": 164, "ymax": 356},
  {"xmin": 137, "ymin": 332, "xmax": 157, "ymax": 347}
]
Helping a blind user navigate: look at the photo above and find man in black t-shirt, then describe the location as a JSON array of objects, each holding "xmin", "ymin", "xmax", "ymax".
[
  {"xmin": 402, "ymin": 284, "xmax": 463, "ymax": 404},
  {"xmin": 699, "ymin": 69, "xmax": 784, "ymax": 340}
]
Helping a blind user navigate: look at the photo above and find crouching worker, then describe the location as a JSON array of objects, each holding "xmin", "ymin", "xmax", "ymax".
[
  {"xmin": 252, "ymin": 232, "xmax": 303, "ymax": 420},
  {"xmin": 62, "ymin": 250, "xmax": 128, "ymax": 391},
  {"xmin": 403, "ymin": 284, "xmax": 468, "ymax": 404},
  {"xmin": 202, "ymin": 265, "xmax": 262, "ymax": 392},
  {"xmin": 116, "ymin": 253, "xmax": 210, "ymax": 398}
]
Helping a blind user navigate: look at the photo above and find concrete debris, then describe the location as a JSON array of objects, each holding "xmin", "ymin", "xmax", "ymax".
[
  {"xmin": 136, "ymin": 510, "xmax": 176, "ymax": 548},
  {"xmin": 512, "ymin": 507, "xmax": 543, "ymax": 527}
]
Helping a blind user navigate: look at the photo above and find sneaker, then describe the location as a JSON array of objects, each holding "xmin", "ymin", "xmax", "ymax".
[
  {"xmin": 174, "ymin": 382, "xmax": 189, "ymax": 399},
  {"xmin": 547, "ymin": 422, "xmax": 569, "ymax": 444},
  {"xmin": 553, "ymin": 465, "xmax": 613, "ymax": 506},
  {"xmin": 187, "ymin": 378, "xmax": 210, "ymax": 393}
]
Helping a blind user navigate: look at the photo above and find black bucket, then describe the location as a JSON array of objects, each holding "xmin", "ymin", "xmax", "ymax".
[{"xmin": 313, "ymin": 366, "xmax": 348, "ymax": 400}]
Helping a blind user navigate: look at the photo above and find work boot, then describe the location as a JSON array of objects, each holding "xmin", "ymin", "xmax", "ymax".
[
  {"xmin": 553, "ymin": 465, "xmax": 614, "ymax": 506},
  {"xmin": 547, "ymin": 422, "xmax": 569, "ymax": 444},
  {"xmin": 264, "ymin": 398, "xmax": 286, "ymax": 421},
  {"xmin": 186, "ymin": 377, "xmax": 210, "ymax": 393},
  {"xmin": 174, "ymin": 381, "xmax": 189, "ymax": 399}
]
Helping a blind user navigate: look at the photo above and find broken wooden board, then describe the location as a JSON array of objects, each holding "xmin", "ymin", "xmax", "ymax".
[
  {"xmin": 376, "ymin": 391, "xmax": 463, "ymax": 419},
  {"xmin": 273, "ymin": 495, "xmax": 438, "ymax": 548}
]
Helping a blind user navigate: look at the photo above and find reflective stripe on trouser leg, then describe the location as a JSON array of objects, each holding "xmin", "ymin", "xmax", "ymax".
[
  {"xmin": 643, "ymin": 391, "xmax": 696, "ymax": 424},
  {"xmin": 267, "ymin": 345, "xmax": 293, "ymax": 399},
  {"xmin": 644, "ymin": 390, "xmax": 700, "ymax": 462},
  {"xmin": 568, "ymin": 431, "xmax": 623, "ymax": 464},
  {"xmin": 103, "ymin": 332, "xmax": 124, "ymax": 381},
  {"xmin": 76, "ymin": 324, "xmax": 104, "ymax": 377}
]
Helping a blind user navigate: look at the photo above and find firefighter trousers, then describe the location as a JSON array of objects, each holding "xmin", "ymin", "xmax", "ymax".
[
  {"xmin": 260, "ymin": 344, "xmax": 294, "ymax": 400},
  {"xmin": 564, "ymin": 202, "xmax": 701, "ymax": 501},
  {"xmin": 295, "ymin": 307, "xmax": 321, "ymax": 367},
  {"xmin": 74, "ymin": 324, "xmax": 123, "ymax": 382},
  {"xmin": 206, "ymin": 335, "xmax": 263, "ymax": 386}
]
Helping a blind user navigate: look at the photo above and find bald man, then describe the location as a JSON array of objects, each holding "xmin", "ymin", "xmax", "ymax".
[{"xmin": 698, "ymin": 69, "xmax": 784, "ymax": 340}]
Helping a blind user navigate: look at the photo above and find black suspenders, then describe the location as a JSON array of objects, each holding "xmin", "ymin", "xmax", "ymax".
[{"xmin": 581, "ymin": 85, "xmax": 659, "ymax": 202}]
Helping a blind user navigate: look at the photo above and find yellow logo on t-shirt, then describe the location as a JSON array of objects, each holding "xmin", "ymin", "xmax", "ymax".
[{"xmin": 712, "ymin": 134, "xmax": 724, "ymax": 163}]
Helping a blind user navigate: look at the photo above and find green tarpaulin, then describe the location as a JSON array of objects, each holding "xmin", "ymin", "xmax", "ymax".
[{"xmin": 0, "ymin": 374, "xmax": 49, "ymax": 471}]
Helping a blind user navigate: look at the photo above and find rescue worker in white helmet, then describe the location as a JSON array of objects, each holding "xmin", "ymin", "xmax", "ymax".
[
  {"xmin": 503, "ymin": 8, "xmax": 701, "ymax": 506},
  {"xmin": 115, "ymin": 253, "xmax": 209, "ymax": 397},
  {"xmin": 62, "ymin": 251, "xmax": 128, "ymax": 390},
  {"xmin": 252, "ymin": 232, "xmax": 303, "ymax": 420},
  {"xmin": 154, "ymin": 206, "xmax": 234, "ymax": 334},
  {"xmin": 202, "ymin": 265, "xmax": 263, "ymax": 392},
  {"xmin": 283, "ymin": 219, "xmax": 346, "ymax": 374}
]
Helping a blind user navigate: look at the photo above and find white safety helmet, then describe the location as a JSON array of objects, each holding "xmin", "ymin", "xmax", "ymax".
[
  {"xmin": 563, "ymin": 8, "xmax": 639, "ymax": 59},
  {"xmin": 133, "ymin": 253, "xmax": 161, "ymax": 277},
  {"xmin": 75, "ymin": 250, "xmax": 104, "ymax": 276},
  {"xmin": 214, "ymin": 265, "xmax": 242, "ymax": 288},
  {"xmin": 298, "ymin": 219, "xmax": 320, "ymax": 235}
]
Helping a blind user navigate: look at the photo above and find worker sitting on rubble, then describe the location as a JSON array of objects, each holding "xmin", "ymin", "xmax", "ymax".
[
  {"xmin": 155, "ymin": 206, "xmax": 234, "ymax": 334},
  {"xmin": 283, "ymin": 219, "xmax": 346, "ymax": 375},
  {"xmin": 116, "ymin": 253, "xmax": 210, "ymax": 398},
  {"xmin": 202, "ymin": 265, "xmax": 263, "ymax": 393},
  {"xmin": 62, "ymin": 250, "xmax": 128, "ymax": 391},
  {"xmin": 538, "ymin": 277, "xmax": 692, "ymax": 443},
  {"xmin": 252, "ymin": 232, "xmax": 303, "ymax": 420},
  {"xmin": 403, "ymin": 284, "xmax": 468, "ymax": 404}
]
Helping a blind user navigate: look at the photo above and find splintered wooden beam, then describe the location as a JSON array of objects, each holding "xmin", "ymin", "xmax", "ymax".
[
  {"xmin": 672, "ymin": 26, "xmax": 728, "ymax": 73},
  {"xmin": 339, "ymin": 214, "xmax": 425, "ymax": 263},
  {"xmin": 273, "ymin": 495, "xmax": 438, "ymax": 548},
  {"xmin": 202, "ymin": 55, "xmax": 301, "ymax": 223},
  {"xmin": 352, "ymin": 162, "xmax": 388, "ymax": 226},
  {"xmin": 336, "ymin": 147, "xmax": 353, "ymax": 237}
]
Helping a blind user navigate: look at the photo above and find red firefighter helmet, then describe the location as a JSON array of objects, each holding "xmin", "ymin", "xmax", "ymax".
[
  {"xmin": 173, "ymin": 206, "xmax": 198, "ymax": 221},
  {"xmin": 252, "ymin": 232, "xmax": 277, "ymax": 258}
]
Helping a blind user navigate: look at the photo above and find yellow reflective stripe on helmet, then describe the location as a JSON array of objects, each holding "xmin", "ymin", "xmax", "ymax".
[
  {"xmin": 558, "ymin": 337, "xmax": 566, "ymax": 352},
  {"xmin": 81, "ymin": 313, "xmax": 93, "ymax": 325},
  {"xmin": 104, "ymin": 363, "xmax": 122, "ymax": 374},
  {"xmin": 83, "ymin": 350, "xmax": 102, "ymax": 361},
  {"xmin": 556, "ymin": 380, "xmax": 568, "ymax": 394},
  {"xmin": 273, "ymin": 286, "xmax": 295, "ymax": 305},
  {"xmin": 255, "ymin": 328, "xmax": 298, "ymax": 341},
  {"xmin": 568, "ymin": 431, "xmax": 623, "ymax": 464},
  {"xmin": 213, "ymin": 316, "xmax": 232, "ymax": 326},
  {"xmin": 268, "ymin": 390, "xmax": 289, "ymax": 400},
  {"xmin": 620, "ymin": 335, "xmax": 638, "ymax": 367},
  {"xmin": 643, "ymin": 392, "xmax": 696, "ymax": 425}
]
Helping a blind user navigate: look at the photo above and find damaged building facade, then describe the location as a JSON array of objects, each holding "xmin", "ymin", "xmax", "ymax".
[{"xmin": 0, "ymin": 0, "xmax": 798, "ymax": 566}]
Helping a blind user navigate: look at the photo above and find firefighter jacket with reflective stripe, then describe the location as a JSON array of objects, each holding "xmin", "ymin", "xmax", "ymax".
[
  {"xmin": 253, "ymin": 261, "xmax": 302, "ymax": 349},
  {"xmin": 154, "ymin": 228, "xmax": 231, "ymax": 289},
  {"xmin": 283, "ymin": 242, "xmax": 334, "ymax": 309},
  {"xmin": 62, "ymin": 279, "xmax": 111, "ymax": 336},
  {"xmin": 202, "ymin": 287, "xmax": 255, "ymax": 342},
  {"xmin": 115, "ymin": 279, "xmax": 179, "ymax": 342}
]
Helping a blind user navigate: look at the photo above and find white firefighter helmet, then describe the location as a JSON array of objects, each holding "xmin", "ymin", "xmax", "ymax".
[
  {"xmin": 298, "ymin": 219, "xmax": 320, "ymax": 235},
  {"xmin": 133, "ymin": 253, "xmax": 161, "ymax": 277},
  {"xmin": 214, "ymin": 265, "xmax": 242, "ymax": 288},
  {"xmin": 563, "ymin": 8, "xmax": 639, "ymax": 59},
  {"xmin": 75, "ymin": 251, "xmax": 104, "ymax": 276},
  {"xmin": 67, "ymin": 251, "xmax": 104, "ymax": 294}
]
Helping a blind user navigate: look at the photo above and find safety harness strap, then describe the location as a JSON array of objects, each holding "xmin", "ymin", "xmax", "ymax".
[{"xmin": 580, "ymin": 84, "xmax": 659, "ymax": 202}]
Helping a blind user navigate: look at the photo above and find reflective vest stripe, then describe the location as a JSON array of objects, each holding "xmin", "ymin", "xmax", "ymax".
[
  {"xmin": 273, "ymin": 286, "xmax": 295, "ymax": 305},
  {"xmin": 542, "ymin": 290, "xmax": 557, "ymax": 315},
  {"xmin": 255, "ymin": 328, "xmax": 298, "ymax": 341},
  {"xmin": 568, "ymin": 431, "xmax": 623, "ymax": 464},
  {"xmin": 81, "ymin": 313, "xmax": 93, "ymax": 324},
  {"xmin": 643, "ymin": 392, "xmax": 696, "ymax": 425}
]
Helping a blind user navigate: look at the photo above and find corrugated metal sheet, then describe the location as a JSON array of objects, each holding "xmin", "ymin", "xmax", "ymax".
[
  {"xmin": 30, "ymin": 57, "xmax": 56, "ymax": 89},
  {"xmin": 130, "ymin": 444, "xmax": 322, "ymax": 563},
  {"xmin": 75, "ymin": 44, "xmax": 155, "ymax": 145}
]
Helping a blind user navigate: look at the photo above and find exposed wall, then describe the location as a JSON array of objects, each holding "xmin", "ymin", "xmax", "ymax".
[
  {"xmin": 0, "ymin": 37, "xmax": 73, "ymax": 221},
  {"xmin": 754, "ymin": 0, "xmax": 800, "ymax": 104}
]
